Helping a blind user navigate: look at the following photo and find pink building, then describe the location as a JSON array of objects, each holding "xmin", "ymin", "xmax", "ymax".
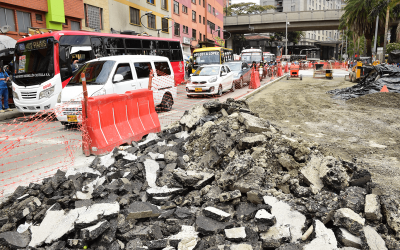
[{"xmin": 171, "ymin": 0, "xmax": 224, "ymax": 56}]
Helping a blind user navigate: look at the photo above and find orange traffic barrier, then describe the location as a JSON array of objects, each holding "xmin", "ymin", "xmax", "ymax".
[
  {"xmin": 277, "ymin": 64, "xmax": 283, "ymax": 77},
  {"xmin": 83, "ymin": 89, "xmax": 161, "ymax": 156},
  {"xmin": 249, "ymin": 68, "xmax": 260, "ymax": 89},
  {"xmin": 380, "ymin": 85, "xmax": 389, "ymax": 92},
  {"xmin": 284, "ymin": 63, "xmax": 289, "ymax": 73}
]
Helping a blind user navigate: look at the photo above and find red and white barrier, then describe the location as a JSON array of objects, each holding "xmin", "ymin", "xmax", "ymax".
[{"xmin": 83, "ymin": 89, "xmax": 161, "ymax": 156}]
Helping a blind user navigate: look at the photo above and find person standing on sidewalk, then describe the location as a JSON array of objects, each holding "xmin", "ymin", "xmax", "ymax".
[{"xmin": 0, "ymin": 62, "xmax": 11, "ymax": 113}]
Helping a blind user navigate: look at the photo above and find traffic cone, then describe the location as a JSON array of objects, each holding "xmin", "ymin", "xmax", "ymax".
[
  {"xmin": 277, "ymin": 66, "xmax": 282, "ymax": 77},
  {"xmin": 380, "ymin": 85, "xmax": 389, "ymax": 92},
  {"xmin": 284, "ymin": 63, "xmax": 289, "ymax": 73}
]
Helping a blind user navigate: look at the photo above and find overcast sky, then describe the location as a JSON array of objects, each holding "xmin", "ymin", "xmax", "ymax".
[{"xmin": 231, "ymin": 0, "xmax": 260, "ymax": 5}]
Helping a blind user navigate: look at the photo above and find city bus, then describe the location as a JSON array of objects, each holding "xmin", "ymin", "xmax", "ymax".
[
  {"xmin": 12, "ymin": 30, "xmax": 184, "ymax": 113},
  {"xmin": 240, "ymin": 48, "xmax": 263, "ymax": 66},
  {"xmin": 263, "ymin": 52, "xmax": 276, "ymax": 63},
  {"xmin": 192, "ymin": 47, "xmax": 233, "ymax": 72}
]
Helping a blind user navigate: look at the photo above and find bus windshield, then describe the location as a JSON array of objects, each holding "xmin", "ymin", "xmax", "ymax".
[
  {"xmin": 68, "ymin": 61, "xmax": 116, "ymax": 86},
  {"xmin": 193, "ymin": 51, "xmax": 220, "ymax": 64},
  {"xmin": 14, "ymin": 38, "xmax": 55, "ymax": 87},
  {"xmin": 241, "ymin": 52, "xmax": 262, "ymax": 64},
  {"xmin": 193, "ymin": 66, "xmax": 220, "ymax": 76}
]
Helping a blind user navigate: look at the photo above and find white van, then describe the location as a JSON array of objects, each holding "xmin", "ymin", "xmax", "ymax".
[{"xmin": 55, "ymin": 55, "xmax": 177, "ymax": 125}]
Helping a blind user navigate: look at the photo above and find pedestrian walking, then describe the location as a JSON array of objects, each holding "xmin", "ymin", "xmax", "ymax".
[
  {"xmin": 0, "ymin": 61, "xmax": 11, "ymax": 113},
  {"xmin": 186, "ymin": 59, "xmax": 193, "ymax": 79}
]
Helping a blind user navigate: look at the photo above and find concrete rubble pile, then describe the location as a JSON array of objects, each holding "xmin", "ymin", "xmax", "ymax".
[{"xmin": 0, "ymin": 98, "xmax": 399, "ymax": 250}]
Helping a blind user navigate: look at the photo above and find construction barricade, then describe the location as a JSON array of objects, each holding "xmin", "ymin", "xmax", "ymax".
[
  {"xmin": 82, "ymin": 89, "xmax": 161, "ymax": 156},
  {"xmin": 249, "ymin": 68, "xmax": 261, "ymax": 89}
]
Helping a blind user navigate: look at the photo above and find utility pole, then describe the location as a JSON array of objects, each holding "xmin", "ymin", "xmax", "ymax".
[{"xmin": 285, "ymin": 15, "xmax": 288, "ymax": 56}]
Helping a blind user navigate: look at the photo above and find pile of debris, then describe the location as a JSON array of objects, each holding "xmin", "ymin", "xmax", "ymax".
[
  {"xmin": 328, "ymin": 64, "xmax": 400, "ymax": 100},
  {"xmin": 1, "ymin": 98, "xmax": 399, "ymax": 250}
]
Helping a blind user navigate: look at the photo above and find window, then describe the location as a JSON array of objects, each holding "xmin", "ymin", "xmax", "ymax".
[
  {"xmin": 126, "ymin": 39, "xmax": 142, "ymax": 55},
  {"xmin": 114, "ymin": 63, "xmax": 133, "ymax": 82},
  {"xmin": 208, "ymin": 21, "xmax": 215, "ymax": 32},
  {"xmin": 203, "ymin": 34, "xmax": 205, "ymax": 41},
  {"xmin": 162, "ymin": 18, "xmax": 169, "ymax": 33},
  {"xmin": 154, "ymin": 62, "xmax": 171, "ymax": 75},
  {"xmin": 217, "ymin": 26, "xmax": 220, "ymax": 37},
  {"xmin": 213, "ymin": 7, "xmax": 215, "ymax": 15},
  {"xmin": 35, "ymin": 14, "xmax": 43, "ymax": 22},
  {"xmin": 192, "ymin": 0, "xmax": 196, "ymax": 3},
  {"xmin": 0, "ymin": 8, "xmax": 16, "ymax": 31},
  {"xmin": 208, "ymin": 4, "xmax": 211, "ymax": 12},
  {"xmin": 174, "ymin": 1, "xmax": 179, "ymax": 14},
  {"xmin": 161, "ymin": 0, "xmax": 168, "ymax": 10},
  {"xmin": 199, "ymin": 32, "xmax": 202, "ymax": 40},
  {"xmin": 203, "ymin": 17, "xmax": 205, "ymax": 24},
  {"xmin": 192, "ymin": 11, "xmax": 196, "ymax": 22},
  {"xmin": 148, "ymin": 14, "xmax": 156, "ymax": 29},
  {"xmin": 199, "ymin": 15, "xmax": 201, "ymax": 23},
  {"xmin": 192, "ymin": 29, "xmax": 197, "ymax": 39},
  {"xmin": 291, "ymin": 6, "xmax": 295, "ymax": 11},
  {"xmin": 130, "ymin": 7, "xmax": 140, "ymax": 25},
  {"xmin": 71, "ymin": 21, "xmax": 80, "ymax": 30},
  {"xmin": 183, "ymin": 25, "xmax": 188, "ymax": 34},
  {"xmin": 147, "ymin": 0, "xmax": 155, "ymax": 4},
  {"xmin": 104, "ymin": 38, "xmax": 125, "ymax": 56},
  {"xmin": 134, "ymin": 62, "xmax": 152, "ymax": 79},
  {"xmin": 182, "ymin": 5, "xmax": 188, "ymax": 14},
  {"xmin": 85, "ymin": 4, "xmax": 103, "ymax": 30},
  {"xmin": 199, "ymin": 0, "xmax": 201, "ymax": 5},
  {"xmin": 174, "ymin": 22, "xmax": 180, "ymax": 36},
  {"xmin": 17, "ymin": 11, "xmax": 31, "ymax": 33}
]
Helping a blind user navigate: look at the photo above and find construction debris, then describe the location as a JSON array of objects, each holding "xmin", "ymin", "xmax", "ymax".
[{"xmin": 0, "ymin": 98, "xmax": 398, "ymax": 249}]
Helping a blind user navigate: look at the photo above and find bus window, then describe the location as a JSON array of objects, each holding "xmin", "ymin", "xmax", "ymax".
[
  {"xmin": 169, "ymin": 41, "xmax": 181, "ymax": 49},
  {"xmin": 170, "ymin": 49, "xmax": 182, "ymax": 62},
  {"xmin": 91, "ymin": 37, "xmax": 105, "ymax": 58},
  {"xmin": 142, "ymin": 40, "xmax": 156, "ymax": 55},
  {"xmin": 157, "ymin": 41, "xmax": 169, "ymax": 49},
  {"xmin": 126, "ymin": 39, "xmax": 142, "ymax": 55},
  {"xmin": 59, "ymin": 35, "xmax": 91, "ymax": 46},
  {"xmin": 193, "ymin": 51, "xmax": 220, "ymax": 64},
  {"xmin": 126, "ymin": 49, "xmax": 143, "ymax": 55},
  {"xmin": 156, "ymin": 49, "xmax": 170, "ymax": 58},
  {"xmin": 104, "ymin": 38, "xmax": 125, "ymax": 56}
]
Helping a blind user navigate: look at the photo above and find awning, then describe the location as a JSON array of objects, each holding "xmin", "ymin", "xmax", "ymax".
[{"xmin": 0, "ymin": 35, "xmax": 17, "ymax": 51}]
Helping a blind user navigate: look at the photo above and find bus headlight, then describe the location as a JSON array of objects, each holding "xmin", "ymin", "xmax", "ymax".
[
  {"xmin": 208, "ymin": 76, "xmax": 218, "ymax": 83},
  {"xmin": 92, "ymin": 89, "xmax": 106, "ymax": 97},
  {"xmin": 39, "ymin": 86, "xmax": 55, "ymax": 99},
  {"xmin": 57, "ymin": 91, "xmax": 62, "ymax": 103},
  {"xmin": 12, "ymin": 91, "xmax": 19, "ymax": 100}
]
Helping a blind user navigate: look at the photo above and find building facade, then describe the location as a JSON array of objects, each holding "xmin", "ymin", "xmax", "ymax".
[
  {"xmin": 171, "ymin": 0, "xmax": 224, "ymax": 56},
  {"xmin": 0, "ymin": 0, "xmax": 84, "ymax": 41}
]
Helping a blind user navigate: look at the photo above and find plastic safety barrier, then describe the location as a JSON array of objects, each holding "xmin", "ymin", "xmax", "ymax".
[{"xmin": 83, "ymin": 89, "xmax": 161, "ymax": 156}]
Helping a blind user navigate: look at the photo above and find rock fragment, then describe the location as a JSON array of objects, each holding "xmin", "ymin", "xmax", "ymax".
[
  {"xmin": 81, "ymin": 220, "xmax": 110, "ymax": 240},
  {"xmin": 303, "ymin": 220, "xmax": 337, "ymax": 250},
  {"xmin": 361, "ymin": 225, "xmax": 388, "ymax": 250},
  {"xmin": 333, "ymin": 208, "xmax": 365, "ymax": 235},
  {"xmin": 203, "ymin": 207, "xmax": 232, "ymax": 222},
  {"xmin": 336, "ymin": 228, "xmax": 362, "ymax": 249},
  {"xmin": 365, "ymin": 194, "xmax": 382, "ymax": 222},
  {"xmin": 224, "ymin": 227, "xmax": 246, "ymax": 242}
]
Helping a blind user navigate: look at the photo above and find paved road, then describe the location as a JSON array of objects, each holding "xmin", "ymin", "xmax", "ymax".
[{"xmin": 0, "ymin": 76, "xmax": 275, "ymax": 197}]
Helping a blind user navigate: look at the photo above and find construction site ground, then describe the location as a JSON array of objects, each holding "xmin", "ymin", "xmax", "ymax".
[{"xmin": 248, "ymin": 71, "xmax": 400, "ymax": 198}]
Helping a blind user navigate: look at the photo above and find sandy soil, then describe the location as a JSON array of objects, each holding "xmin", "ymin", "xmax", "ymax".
[{"xmin": 248, "ymin": 75, "xmax": 400, "ymax": 198}]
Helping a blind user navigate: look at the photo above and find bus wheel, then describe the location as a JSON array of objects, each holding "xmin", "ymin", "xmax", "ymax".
[{"xmin": 161, "ymin": 93, "xmax": 173, "ymax": 111}]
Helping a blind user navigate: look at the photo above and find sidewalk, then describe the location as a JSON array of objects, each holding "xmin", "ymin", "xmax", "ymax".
[{"xmin": 0, "ymin": 109, "xmax": 25, "ymax": 121}]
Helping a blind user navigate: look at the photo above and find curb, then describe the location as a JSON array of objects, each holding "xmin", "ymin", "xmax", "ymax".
[
  {"xmin": 239, "ymin": 74, "xmax": 288, "ymax": 101},
  {"xmin": 0, "ymin": 110, "xmax": 25, "ymax": 122}
]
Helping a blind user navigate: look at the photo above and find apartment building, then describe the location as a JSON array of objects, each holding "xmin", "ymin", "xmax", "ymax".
[
  {"xmin": 0, "ymin": 0, "xmax": 84, "ymax": 41},
  {"xmin": 171, "ymin": 0, "xmax": 224, "ymax": 55}
]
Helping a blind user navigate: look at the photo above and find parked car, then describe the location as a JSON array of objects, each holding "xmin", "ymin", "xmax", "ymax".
[
  {"xmin": 55, "ymin": 55, "xmax": 177, "ymax": 125},
  {"xmin": 223, "ymin": 61, "xmax": 251, "ymax": 88},
  {"xmin": 186, "ymin": 64, "xmax": 234, "ymax": 97}
]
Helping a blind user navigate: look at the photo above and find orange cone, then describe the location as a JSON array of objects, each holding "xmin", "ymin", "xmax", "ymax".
[
  {"xmin": 380, "ymin": 85, "xmax": 389, "ymax": 92},
  {"xmin": 284, "ymin": 63, "xmax": 289, "ymax": 73}
]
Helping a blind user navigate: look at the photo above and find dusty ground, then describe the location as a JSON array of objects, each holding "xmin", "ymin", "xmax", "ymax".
[{"xmin": 248, "ymin": 75, "xmax": 400, "ymax": 198}]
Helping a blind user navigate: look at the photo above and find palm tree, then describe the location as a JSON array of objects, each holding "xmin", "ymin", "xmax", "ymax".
[
  {"xmin": 370, "ymin": 0, "xmax": 400, "ymax": 57},
  {"xmin": 339, "ymin": 0, "xmax": 379, "ymax": 57}
]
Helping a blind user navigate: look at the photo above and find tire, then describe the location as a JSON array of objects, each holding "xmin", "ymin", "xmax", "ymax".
[
  {"xmin": 231, "ymin": 81, "xmax": 235, "ymax": 92},
  {"xmin": 216, "ymin": 85, "xmax": 223, "ymax": 97},
  {"xmin": 160, "ymin": 93, "xmax": 173, "ymax": 111},
  {"xmin": 300, "ymin": 75, "xmax": 303, "ymax": 81}
]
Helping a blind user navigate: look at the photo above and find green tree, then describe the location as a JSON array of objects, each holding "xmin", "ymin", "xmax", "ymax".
[
  {"xmin": 339, "ymin": 0, "xmax": 378, "ymax": 57},
  {"xmin": 226, "ymin": 2, "xmax": 275, "ymax": 16},
  {"xmin": 271, "ymin": 31, "xmax": 305, "ymax": 45}
]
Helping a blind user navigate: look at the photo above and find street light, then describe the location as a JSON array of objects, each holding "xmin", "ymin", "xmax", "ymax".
[{"xmin": 140, "ymin": 12, "xmax": 174, "ymax": 37}]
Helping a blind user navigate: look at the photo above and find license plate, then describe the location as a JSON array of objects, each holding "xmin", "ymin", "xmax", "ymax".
[
  {"xmin": 195, "ymin": 88, "xmax": 202, "ymax": 92},
  {"xmin": 67, "ymin": 115, "xmax": 77, "ymax": 122}
]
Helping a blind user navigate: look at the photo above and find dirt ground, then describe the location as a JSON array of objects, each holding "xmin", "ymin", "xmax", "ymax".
[{"xmin": 248, "ymin": 75, "xmax": 400, "ymax": 198}]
